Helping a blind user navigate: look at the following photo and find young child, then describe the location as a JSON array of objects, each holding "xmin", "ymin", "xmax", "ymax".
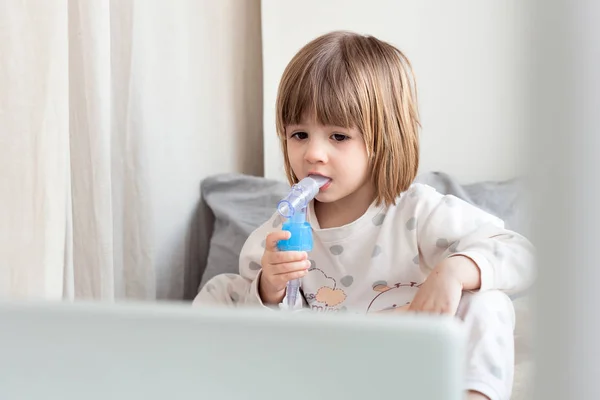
[{"xmin": 194, "ymin": 31, "xmax": 535, "ymax": 400}]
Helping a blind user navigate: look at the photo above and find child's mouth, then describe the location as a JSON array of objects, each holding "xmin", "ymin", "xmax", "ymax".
[
  {"xmin": 307, "ymin": 173, "xmax": 332, "ymax": 191},
  {"xmin": 319, "ymin": 180, "xmax": 332, "ymax": 191}
]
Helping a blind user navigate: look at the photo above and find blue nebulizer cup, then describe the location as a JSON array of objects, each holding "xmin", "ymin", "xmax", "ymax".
[{"xmin": 276, "ymin": 175, "xmax": 329, "ymax": 308}]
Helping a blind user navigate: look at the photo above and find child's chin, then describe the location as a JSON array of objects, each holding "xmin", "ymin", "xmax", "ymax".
[{"xmin": 314, "ymin": 192, "xmax": 336, "ymax": 203}]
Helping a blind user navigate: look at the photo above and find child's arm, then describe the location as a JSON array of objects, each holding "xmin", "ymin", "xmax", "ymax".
[
  {"xmin": 443, "ymin": 255, "xmax": 482, "ymax": 290},
  {"xmin": 258, "ymin": 230, "xmax": 310, "ymax": 305},
  {"xmin": 238, "ymin": 213, "xmax": 307, "ymax": 309},
  {"xmin": 411, "ymin": 184, "xmax": 535, "ymax": 297},
  {"xmin": 406, "ymin": 254, "xmax": 481, "ymax": 314},
  {"xmin": 236, "ymin": 214, "xmax": 278, "ymax": 307}
]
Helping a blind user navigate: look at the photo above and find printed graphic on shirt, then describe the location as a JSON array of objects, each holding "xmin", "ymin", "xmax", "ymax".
[
  {"xmin": 304, "ymin": 267, "xmax": 347, "ymax": 313},
  {"xmin": 366, "ymin": 281, "xmax": 423, "ymax": 314}
]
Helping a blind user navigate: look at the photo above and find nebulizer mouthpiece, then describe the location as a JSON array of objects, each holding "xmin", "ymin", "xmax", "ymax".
[
  {"xmin": 276, "ymin": 175, "xmax": 330, "ymax": 220},
  {"xmin": 276, "ymin": 175, "xmax": 330, "ymax": 309}
]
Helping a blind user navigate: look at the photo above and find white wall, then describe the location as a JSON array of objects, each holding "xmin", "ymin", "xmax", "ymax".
[
  {"xmin": 137, "ymin": 0, "xmax": 264, "ymax": 298},
  {"xmin": 261, "ymin": 0, "xmax": 528, "ymax": 184}
]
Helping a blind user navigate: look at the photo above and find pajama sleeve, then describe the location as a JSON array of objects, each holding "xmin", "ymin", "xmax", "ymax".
[{"xmin": 409, "ymin": 184, "xmax": 535, "ymax": 295}]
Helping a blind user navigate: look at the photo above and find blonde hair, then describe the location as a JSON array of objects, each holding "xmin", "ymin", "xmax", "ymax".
[{"xmin": 275, "ymin": 31, "xmax": 420, "ymax": 206}]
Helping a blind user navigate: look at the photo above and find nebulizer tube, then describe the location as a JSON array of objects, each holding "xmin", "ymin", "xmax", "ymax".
[{"xmin": 276, "ymin": 175, "xmax": 329, "ymax": 309}]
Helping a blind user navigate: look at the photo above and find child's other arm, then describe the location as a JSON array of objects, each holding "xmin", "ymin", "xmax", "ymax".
[{"xmin": 411, "ymin": 184, "xmax": 535, "ymax": 296}]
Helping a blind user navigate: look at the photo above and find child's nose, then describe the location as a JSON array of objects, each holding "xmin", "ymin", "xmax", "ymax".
[{"xmin": 304, "ymin": 141, "xmax": 328, "ymax": 164}]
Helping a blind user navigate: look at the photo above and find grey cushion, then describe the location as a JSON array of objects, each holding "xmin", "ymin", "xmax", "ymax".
[
  {"xmin": 198, "ymin": 172, "xmax": 531, "ymax": 289},
  {"xmin": 199, "ymin": 174, "xmax": 289, "ymax": 288},
  {"xmin": 414, "ymin": 171, "xmax": 532, "ymax": 237}
]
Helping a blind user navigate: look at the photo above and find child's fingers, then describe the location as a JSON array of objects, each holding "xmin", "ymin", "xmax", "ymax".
[
  {"xmin": 377, "ymin": 304, "xmax": 411, "ymax": 314},
  {"xmin": 269, "ymin": 250, "xmax": 307, "ymax": 264},
  {"xmin": 276, "ymin": 270, "xmax": 308, "ymax": 284},
  {"xmin": 407, "ymin": 299, "xmax": 439, "ymax": 314},
  {"xmin": 271, "ymin": 260, "xmax": 311, "ymax": 275},
  {"xmin": 265, "ymin": 272, "xmax": 305, "ymax": 292},
  {"xmin": 264, "ymin": 231, "xmax": 291, "ymax": 251}
]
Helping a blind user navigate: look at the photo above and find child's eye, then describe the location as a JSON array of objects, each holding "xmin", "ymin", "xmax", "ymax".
[
  {"xmin": 332, "ymin": 133, "xmax": 349, "ymax": 142},
  {"xmin": 291, "ymin": 132, "xmax": 308, "ymax": 140}
]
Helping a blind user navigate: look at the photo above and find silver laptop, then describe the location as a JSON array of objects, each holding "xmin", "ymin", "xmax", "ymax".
[{"xmin": 0, "ymin": 300, "xmax": 465, "ymax": 400}]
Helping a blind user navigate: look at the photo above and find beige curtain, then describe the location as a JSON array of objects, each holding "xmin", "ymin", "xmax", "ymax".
[{"xmin": 0, "ymin": 0, "xmax": 263, "ymax": 301}]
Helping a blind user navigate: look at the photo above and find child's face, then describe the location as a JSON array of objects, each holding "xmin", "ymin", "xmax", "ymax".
[{"xmin": 285, "ymin": 115, "xmax": 374, "ymax": 206}]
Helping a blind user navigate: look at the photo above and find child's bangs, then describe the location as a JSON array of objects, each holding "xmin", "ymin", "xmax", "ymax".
[{"xmin": 279, "ymin": 62, "xmax": 362, "ymax": 134}]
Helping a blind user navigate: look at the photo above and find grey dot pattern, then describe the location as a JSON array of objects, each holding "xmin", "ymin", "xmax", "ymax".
[
  {"xmin": 261, "ymin": 239, "xmax": 266, "ymax": 249},
  {"xmin": 205, "ymin": 284, "xmax": 215, "ymax": 293},
  {"xmin": 497, "ymin": 311, "xmax": 507, "ymax": 324},
  {"xmin": 339, "ymin": 306, "xmax": 348, "ymax": 312},
  {"xmin": 449, "ymin": 240, "xmax": 460, "ymax": 253},
  {"xmin": 444, "ymin": 196, "xmax": 457, "ymax": 207},
  {"xmin": 493, "ymin": 242, "xmax": 503, "ymax": 259},
  {"xmin": 231, "ymin": 292, "xmax": 240, "ymax": 302},
  {"xmin": 436, "ymin": 238, "xmax": 450, "ymax": 249},
  {"xmin": 490, "ymin": 365, "xmax": 503, "ymax": 380},
  {"xmin": 340, "ymin": 275, "xmax": 354, "ymax": 287},
  {"xmin": 372, "ymin": 280, "xmax": 388, "ymax": 289},
  {"xmin": 406, "ymin": 217, "xmax": 417, "ymax": 231},
  {"xmin": 329, "ymin": 245, "xmax": 344, "ymax": 255},
  {"xmin": 372, "ymin": 245, "xmax": 382, "ymax": 258},
  {"xmin": 413, "ymin": 255, "xmax": 420, "ymax": 264},
  {"xmin": 410, "ymin": 186, "xmax": 422, "ymax": 198},
  {"xmin": 496, "ymin": 336, "xmax": 505, "ymax": 347},
  {"xmin": 249, "ymin": 261, "xmax": 262, "ymax": 271},
  {"xmin": 372, "ymin": 214, "xmax": 386, "ymax": 226},
  {"xmin": 397, "ymin": 199, "xmax": 406, "ymax": 211}
]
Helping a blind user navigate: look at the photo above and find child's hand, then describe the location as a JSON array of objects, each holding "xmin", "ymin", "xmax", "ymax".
[
  {"xmin": 408, "ymin": 258, "xmax": 466, "ymax": 315},
  {"xmin": 376, "ymin": 305, "xmax": 411, "ymax": 314},
  {"xmin": 258, "ymin": 231, "xmax": 310, "ymax": 305}
]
